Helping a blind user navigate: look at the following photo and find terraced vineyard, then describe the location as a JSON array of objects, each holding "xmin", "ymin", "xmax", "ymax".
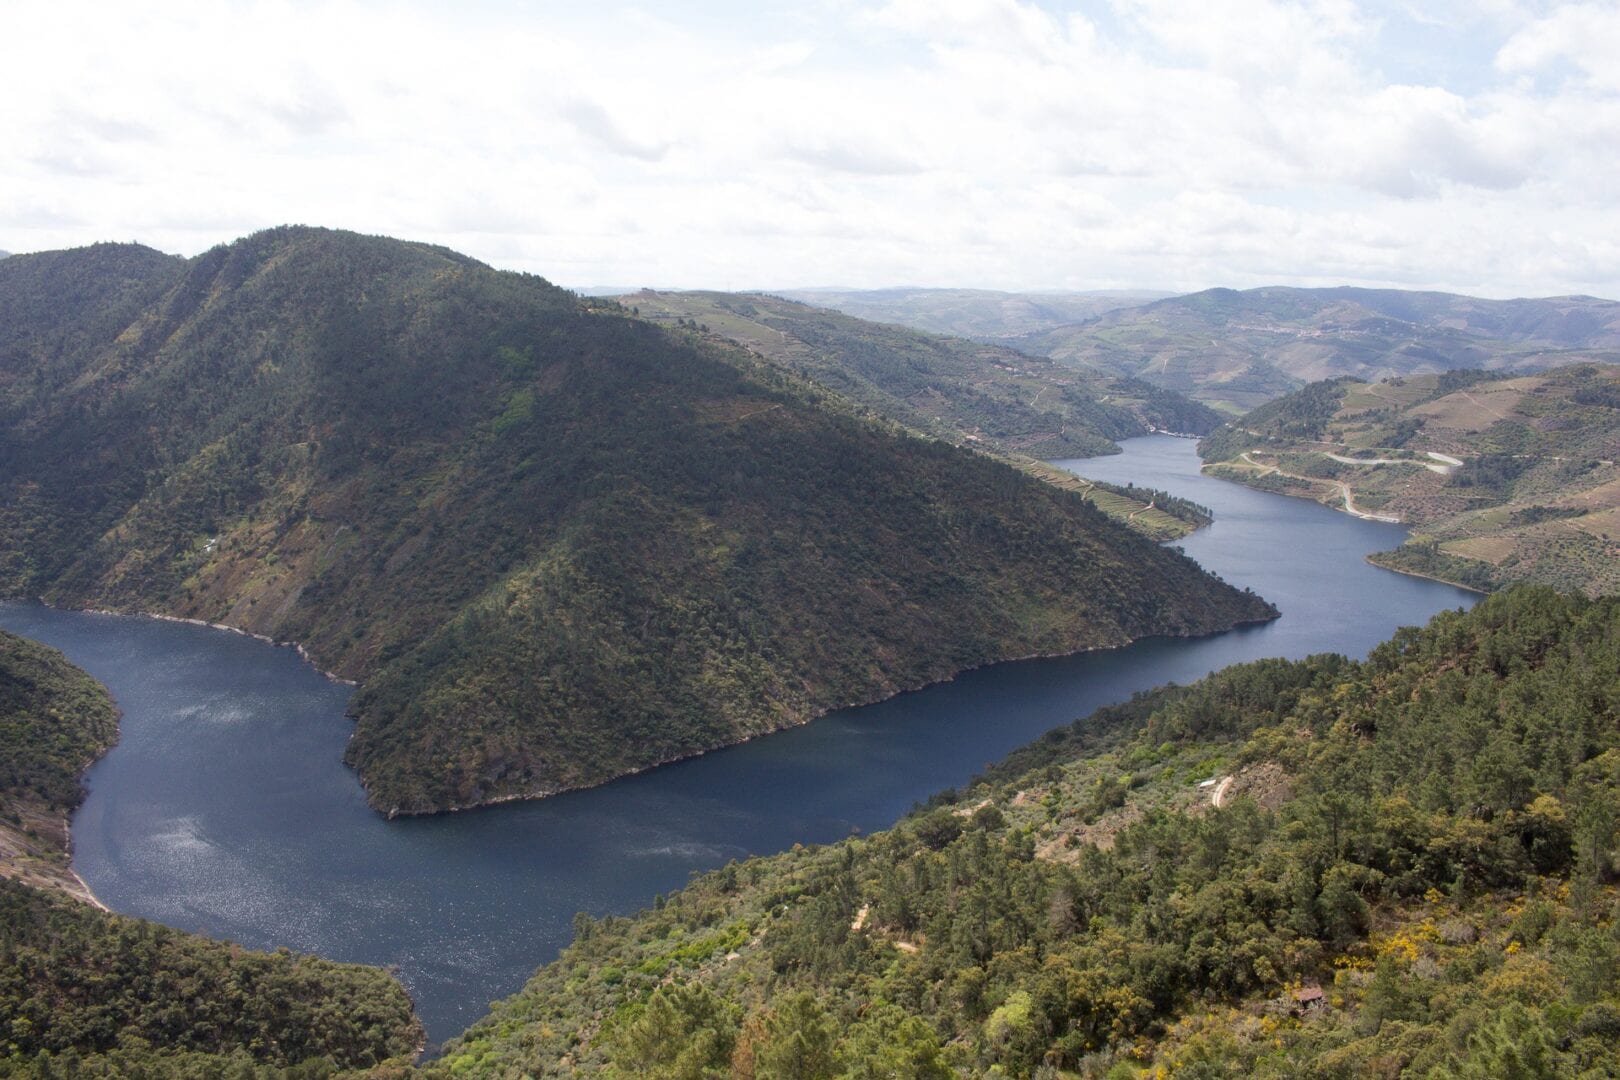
[
  {"xmin": 1008, "ymin": 286, "xmax": 1620, "ymax": 415},
  {"xmin": 1199, "ymin": 366, "xmax": 1620, "ymax": 594}
]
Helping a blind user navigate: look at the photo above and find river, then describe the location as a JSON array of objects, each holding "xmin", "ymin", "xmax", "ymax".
[{"xmin": 0, "ymin": 436, "xmax": 1478, "ymax": 1043}]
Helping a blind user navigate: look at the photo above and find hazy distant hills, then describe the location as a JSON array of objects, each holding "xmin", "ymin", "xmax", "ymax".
[
  {"xmin": 725, "ymin": 284, "xmax": 1620, "ymax": 417},
  {"xmin": 0, "ymin": 227, "xmax": 1273, "ymax": 815},
  {"xmin": 774, "ymin": 287, "xmax": 1173, "ymax": 339},
  {"xmin": 1007, "ymin": 286, "xmax": 1620, "ymax": 415},
  {"xmin": 625, "ymin": 290, "xmax": 1223, "ymax": 459},
  {"xmin": 1200, "ymin": 364, "xmax": 1620, "ymax": 594}
]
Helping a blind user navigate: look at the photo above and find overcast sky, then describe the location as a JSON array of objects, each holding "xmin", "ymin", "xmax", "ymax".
[{"xmin": 4, "ymin": 0, "xmax": 1618, "ymax": 297}]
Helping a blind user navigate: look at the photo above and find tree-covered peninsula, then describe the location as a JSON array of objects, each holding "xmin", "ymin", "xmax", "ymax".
[
  {"xmin": 432, "ymin": 587, "xmax": 1620, "ymax": 1078},
  {"xmin": 0, "ymin": 227, "xmax": 1274, "ymax": 816},
  {"xmin": 0, "ymin": 628, "xmax": 119, "ymax": 901}
]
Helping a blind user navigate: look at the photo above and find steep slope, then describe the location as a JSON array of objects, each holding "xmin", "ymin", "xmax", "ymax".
[
  {"xmin": 625, "ymin": 290, "xmax": 1222, "ymax": 540},
  {"xmin": 1012, "ymin": 286, "xmax": 1620, "ymax": 414},
  {"xmin": 0, "ymin": 628, "xmax": 118, "ymax": 901},
  {"xmin": 0, "ymin": 242, "xmax": 184, "ymax": 417},
  {"xmin": 773, "ymin": 287, "xmax": 1174, "ymax": 339},
  {"xmin": 625, "ymin": 290, "xmax": 1222, "ymax": 459},
  {"xmin": 432, "ymin": 587, "xmax": 1620, "ymax": 1079},
  {"xmin": 1199, "ymin": 365, "xmax": 1620, "ymax": 595},
  {"xmin": 0, "ymin": 228, "xmax": 1275, "ymax": 815},
  {"xmin": 0, "ymin": 630, "xmax": 423, "ymax": 1076}
]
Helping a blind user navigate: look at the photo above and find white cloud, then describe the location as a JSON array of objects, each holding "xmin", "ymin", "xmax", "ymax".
[
  {"xmin": 559, "ymin": 99, "xmax": 672, "ymax": 162},
  {"xmin": 1497, "ymin": 3, "xmax": 1620, "ymax": 91},
  {"xmin": 0, "ymin": 0, "xmax": 1614, "ymax": 298}
]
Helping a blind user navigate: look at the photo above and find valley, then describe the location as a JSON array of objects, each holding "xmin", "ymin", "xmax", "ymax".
[
  {"xmin": 2, "ymin": 235, "xmax": 1615, "ymax": 1077},
  {"xmin": 771, "ymin": 287, "xmax": 1172, "ymax": 340},
  {"xmin": 10, "ymin": 5, "xmax": 1620, "ymax": 1076},
  {"xmin": 3, "ymin": 434, "xmax": 1480, "ymax": 1046},
  {"xmin": 0, "ymin": 229, "xmax": 1272, "ymax": 817},
  {"xmin": 433, "ymin": 587, "xmax": 1620, "ymax": 1078},
  {"xmin": 625, "ymin": 290, "xmax": 1222, "ymax": 459},
  {"xmin": 776, "ymin": 284, "xmax": 1620, "ymax": 414}
]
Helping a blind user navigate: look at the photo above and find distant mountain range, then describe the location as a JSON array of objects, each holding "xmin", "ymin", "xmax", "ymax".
[
  {"xmin": 624, "ymin": 290, "xmax": 1222, "ymax": 457},
  {"xmin": 1006, "ymin": 286, "xmax": 1620, "ymax": 414},
  {"xmin": 782, "ymin": 285, "xmax": 1620, "ymax": 416},
  {"xmin": 0, "ymin": 228, "xmax": 1273, "ymax": 815},
  {"xmin": 772, "ymin": 287, "xmax": 1173, "ymax": 339},
  {"xmin": 1199, "ymin": 364, "xmax": 1620, "ymax": 594}
]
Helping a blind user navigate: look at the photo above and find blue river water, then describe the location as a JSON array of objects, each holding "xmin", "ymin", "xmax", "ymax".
[{"xmin": 0, "ymin": 435, "xmax": 1478, "ymax": 1044}]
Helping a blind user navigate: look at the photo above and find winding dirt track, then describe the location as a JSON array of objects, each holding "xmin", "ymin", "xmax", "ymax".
[{"xmin": 1236, "ymin": 453, "xmax": 1402, "ymax": 523}]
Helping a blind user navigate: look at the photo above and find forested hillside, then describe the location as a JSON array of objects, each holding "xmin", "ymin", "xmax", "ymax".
[
  {"xmin": 0, "ymin": 878, "xmax": 423, "ymax": 1078},
  {"xmin": 0, "ymin": 630, "xmax": 423, "ymax": 1078},
  {"xmin": 0, "ymin": 630, "xmax": 116, "ymax": 821},
  {"xmin": 433, "ymin": 587, "xmax": 1620, "ymax": 1078},
  {"xmin": 1010, "ymin": 286, "xmax": 1620, "ymax": 414},
  {"xmin": 628, "ymin": 290, "xmax": 1218, "ymax": 459},
  {"xmin": 0, "ymin": 228, "xmax": 1274, "ymax": 815},
  {"xmin": 626, "ymin": 291, "xmax": 1221, "ymax": 538},
  {"xmin": 1200, "ymin": 365, "xmax": 1620, "ymax": 595}
]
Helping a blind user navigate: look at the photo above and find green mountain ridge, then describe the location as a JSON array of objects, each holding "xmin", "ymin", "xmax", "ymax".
[
  {"xmin": 1007, "ymin": 286, "xmax": 1620, "ymax": 414},
  {"xmin": 622, "ymin": 290, "xmax": 1222, "ymax": 540},
  {"xmin": 0, "ymin": 227, "xmax": 1274, "ymax": 816},
  {"xmin": 430, "ymin": 587, "xmax": 1620, "ymax": 1079},
  {"xmin": 625, "ymin": 290, "xmax": 1222, "ymax": 459}
]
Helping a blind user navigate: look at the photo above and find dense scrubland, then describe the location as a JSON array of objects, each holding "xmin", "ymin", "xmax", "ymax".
[
  {"xmin": 9, "ymin": 583, "xmax": 1616, "ymax": 1078},
  {"xmin": 432, "ymin": 588, "xmax": 1620, "ymax": 1078}
]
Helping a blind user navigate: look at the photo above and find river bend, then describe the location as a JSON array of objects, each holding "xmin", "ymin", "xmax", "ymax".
[{"xmin": 0, "ymin": 436, "xmax": 1478, "ymax": 1041}]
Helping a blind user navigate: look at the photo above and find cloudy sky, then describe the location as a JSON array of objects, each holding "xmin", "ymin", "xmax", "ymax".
[{"xmin": 4, "ymin": 0, "xmax": 1618, "ymax": 297}]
